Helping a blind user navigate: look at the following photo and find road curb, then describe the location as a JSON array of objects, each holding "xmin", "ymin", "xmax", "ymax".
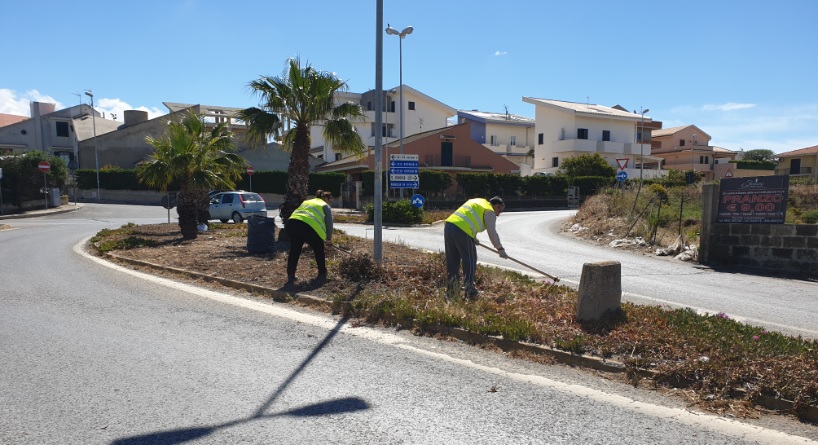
[{"xmin": 102, "ymin": 249, "xmax": 818, "ymax": 423}]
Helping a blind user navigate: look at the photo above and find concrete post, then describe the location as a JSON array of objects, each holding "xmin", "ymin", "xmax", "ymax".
[
  {"xmin": 355, "ymin": 181, "xmax": 364, "ymax": 211},
  {"xmin": 699, "ymin": 183, "xmax": 720, "ymax": 265},
  {"xmin": 576, "ymin": 261, "xmax": 621, "ymax": 321}
]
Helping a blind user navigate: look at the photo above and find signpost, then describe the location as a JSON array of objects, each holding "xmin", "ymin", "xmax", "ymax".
[
  {"xmin": 389, "ymin": 154, "xmax": 419, "ymax": 191},
  {"xmin": 246, "ymin": 165, "xmax": 255, "ymax": 192},
  {"xmin": 410, "ymin": 194, "xmax": 425, "ymax": 208},
  {"xmin": 38, "ymin": 161, "xmax": 50, "ymax": 210},
  {"xmin": 617, "ymin": 171, "xmax": 628, "ymax": 182}
]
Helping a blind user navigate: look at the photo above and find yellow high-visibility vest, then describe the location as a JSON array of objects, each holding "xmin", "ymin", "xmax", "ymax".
[
  {"xmin": 290, "ymin": 198, "xmax": 328, "ymax": 240},
  {"xmin": 445, "ymin": 198, "xmax": 492, "ymax": 239}
]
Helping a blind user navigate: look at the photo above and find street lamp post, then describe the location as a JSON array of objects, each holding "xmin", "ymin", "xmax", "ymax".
[
  {"xmin": 385, "ymin": 24, "xmax": 413, "ymax": 199},
  {"xmin": 639, "ymin": 107, "xmax": 649, "ymax": 183},
  {"xmin": 84, "ymin": 90, "xmax": 100, "ymax": 201}
]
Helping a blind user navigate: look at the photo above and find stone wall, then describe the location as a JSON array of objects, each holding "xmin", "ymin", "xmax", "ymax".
[{"xmin": 707, "ymin": 223, "xmax": 818, "ymax": 277}]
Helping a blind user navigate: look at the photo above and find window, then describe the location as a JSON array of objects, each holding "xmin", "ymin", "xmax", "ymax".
[
  {"xmin": 602, "ymin": 130, "xmax": 611, "ymax": 142},
  {"xmin": 700, "ymin": 156, "xmax": 709, "ymax": 164},
  {"xmin": 367, "ymin": 101, "xmax": 372, "ymax": 111},
  {"xmin": 490, "ymin": 135, "xmax": 498, "ymax": 146},
  {"xmin": 56, "ymin": 121, "xmax": 69, "ymax": 137},
  {"xmin": 679, "ymin": 139, "xmax": 685, "ymax": 147},
  {"xmin": 510, "ymin": 136, "xmax": 517, "ymax": 147},
  {"xmin": 577, "ymin": 128, "xmax": 588, "ymax": 139},
  {"xmin": 408, "ymin": 101, "xmax": 415, "ymax": 111},
  {"xmin": 552, "ymin": 157, "xmax": 559, "ymax": 168},
  {"xmin": 335, "ymin": 153, "xmax": 342, "ymax": 161},
  {"xmin": 390, "ymin": 101, "xmax": 395, "ymax": 112},
  {"xmin": 538, "ymin": 133, "xmax": 544, "ymax": 145}
]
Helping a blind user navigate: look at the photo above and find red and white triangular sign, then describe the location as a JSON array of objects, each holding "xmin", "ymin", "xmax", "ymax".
[
  {"xmin": 725, "ymin": 168, "xmax": 733, "ymax": 178},
  {"xmin": 616, "ymin": 158, "xmax": 629, "ymax": 170}
]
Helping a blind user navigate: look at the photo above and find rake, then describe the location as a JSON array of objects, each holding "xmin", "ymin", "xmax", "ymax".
[{"xmin": 478, "ymin": 244, "xmax": 560, "ymax": 283}]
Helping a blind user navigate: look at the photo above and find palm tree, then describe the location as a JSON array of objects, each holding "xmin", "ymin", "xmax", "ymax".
[
  {"xmin": 239, "ymin": 57, "xmax": 365, "ymax": 221},
  {"xmin": 137, "ymin": 110, "xmax": 247, "ymax": 239}
]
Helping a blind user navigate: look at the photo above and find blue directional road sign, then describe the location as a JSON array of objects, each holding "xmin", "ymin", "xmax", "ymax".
[
  {"xmin": 411, "ymin": 194, "xmax": 425, "ymax": 208},
  {"xmin": 617, "ymin": 171, "xmax": 628, "ymax": 182},
  {"xmin": 390, "ymin": 154, "xmax": 419, "ymax": 189}
]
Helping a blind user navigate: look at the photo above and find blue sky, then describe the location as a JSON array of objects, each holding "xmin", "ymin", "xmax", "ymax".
[{"xmin": 2, "ymin": 0, "xmax": 816, "ymax": 154}]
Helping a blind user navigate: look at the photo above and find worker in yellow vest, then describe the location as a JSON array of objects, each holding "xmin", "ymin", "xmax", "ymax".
[
  {"xmin": 444, "ymin": 196, "xmax": 508, "ymax": 300},
  {"xmin": 286, "ymin": 190, "xmax": 334, "ymax": 285}
]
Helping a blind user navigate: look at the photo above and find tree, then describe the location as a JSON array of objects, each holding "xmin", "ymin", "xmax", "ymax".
[
  {"xmin": 0, "ymin": 151, "xmax": 68, "ymax": 207},
  {"xmin": 238, "ymin": 57, "xmax": 365, "ymax": 221},
  {"xmin": 137, "ymin": 111, "xmax": 246, "ymax": 239},
  {"xmin": 743, "ymin": 149, "xmax": 775, "ymax": 162},
  {"xmin": 558, "ymin": 153, "xmax": 616, "ymax": 179}
]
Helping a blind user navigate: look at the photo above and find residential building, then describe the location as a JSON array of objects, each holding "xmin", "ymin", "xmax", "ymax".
[
  {"xmin": 651, "ymin": 125, "xmax": 747, "ymax": 180},
  {"xmin": 521, "ymin": 98, "xmax": 661, "ymax": 179},
  {"xmin": 775, "ymin": 144, "xmax": 818, "ymax": 182},
  {"xmin": 74, "ymin": 102, "xmax": 317, "ymax": 173},
  {"xmin": 316, "ymin": 122, "xmax": 519, "ymax": 196},
  {"xmin": 456, "ymin": 109, "xmax": 535, "ymax": 173},
  {"xmin": 310, "ymin": 85, "xmax": 456, "ymax": 162},
  {"xmin": 0, "ymin": 102, "xmax": 120, "ymax": 167}
]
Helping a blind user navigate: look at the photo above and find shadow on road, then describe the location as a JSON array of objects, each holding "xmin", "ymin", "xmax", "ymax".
[{"xmin": 110, "ymin": 314, "xmax": 367, "ymax": 445}]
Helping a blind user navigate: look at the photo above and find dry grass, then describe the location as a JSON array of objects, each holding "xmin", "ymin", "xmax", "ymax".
[{"xmin": 90, "ymin": 220, "xmax": 818, "ymax": 421}]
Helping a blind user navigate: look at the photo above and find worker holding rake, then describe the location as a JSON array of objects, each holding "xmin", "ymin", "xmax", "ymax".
[{"xmin": 444, "ymin": 196, "xmax": 508, "ymax": 300}]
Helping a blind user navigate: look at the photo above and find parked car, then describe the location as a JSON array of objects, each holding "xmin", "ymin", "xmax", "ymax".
[{"xmin": 209, "ymin": 191, "xmax": 267, "ymax": 223}]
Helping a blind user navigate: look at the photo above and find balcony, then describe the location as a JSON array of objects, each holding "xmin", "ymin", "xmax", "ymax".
[{"xmin": 553, "ymin": 138, "xmax": 597, "ymax": 153}]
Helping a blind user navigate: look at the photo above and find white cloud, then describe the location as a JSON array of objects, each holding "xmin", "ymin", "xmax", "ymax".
[
  {"xmin": 0, "ymin": 89, "xmax": 64, "ymax": 116},
  {"xmin": 494, "ymin": 51, "xmax": 508, "ymax": 56},
  {"xmin": 97, "ymin": 97, "xmax": 165, "ymax": 121},
  {"xmin": 702, "ymin": 102, "xmax": 757, "ymax": 112}
]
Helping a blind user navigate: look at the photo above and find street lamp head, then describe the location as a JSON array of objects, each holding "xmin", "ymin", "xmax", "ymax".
[
  {"xmin": 84, "ymin": 90, "xmax": 93, "ymax": 98},
  {"xmin": 642, "ymin": 108, "xmax": 649, "ymax": 114},
  {"xmin": 386, "ymin": 25, "xmax": 413, "ymax": 38}
]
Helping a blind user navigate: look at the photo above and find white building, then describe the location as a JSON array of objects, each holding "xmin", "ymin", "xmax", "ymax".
[
  {"xmin": 522, "ymin": 98, "xmax": 661, "ymax": 178},
  {"xmin": 456, "ymin": 109, "xmax": 535, "ymax": 173},
  {"xmin": 310, "ymin": 85, "xmax": 456, "ymax": 162}
]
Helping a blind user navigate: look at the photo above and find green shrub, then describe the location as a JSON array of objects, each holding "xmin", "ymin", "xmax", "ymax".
[
  {"xmin": 365, "ymin": 199, "xmax": 423, "ymax": 224},
  {"xmin": 802, "ymin": 210, "xmax": 818, "ymax": 224}
]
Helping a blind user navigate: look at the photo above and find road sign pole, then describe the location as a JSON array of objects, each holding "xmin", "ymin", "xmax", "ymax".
[{"xmin": 43, "ymin": 171, "xmax": 48, "ymax": 210}]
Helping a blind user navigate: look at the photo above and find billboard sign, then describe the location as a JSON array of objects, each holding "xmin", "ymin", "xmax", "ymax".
[{"xmin": 717, "ymin": 176, "xmax": 789, "ymax": 224}]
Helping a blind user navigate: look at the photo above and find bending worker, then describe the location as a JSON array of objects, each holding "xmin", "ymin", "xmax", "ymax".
[
  {"xmin": 286, "ymin": 190, "xmax": 333, "ymax": 285},
  {"xmin": 444, "ymin": 196, "xmax": 508, "ymax": 300}
]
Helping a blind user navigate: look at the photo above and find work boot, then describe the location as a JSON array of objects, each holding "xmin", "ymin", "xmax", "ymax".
[
  {"xmin": 464, "ymin": 285, "xmax": 480, "ymax": 301},
  {"xmin": 313, "ymin": 273, "xmax": 327, "ymax": 285}
]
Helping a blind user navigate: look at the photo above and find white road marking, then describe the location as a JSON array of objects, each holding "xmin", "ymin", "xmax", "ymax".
[{"xmin": 75, "ymin": 238, "xmax": 816, "ymax": 445}]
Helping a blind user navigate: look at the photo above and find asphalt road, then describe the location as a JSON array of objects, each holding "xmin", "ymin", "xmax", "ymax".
[
  {"xmin": 337, "ymin": 210, "xmax": 818, "ymax": 340},
  {"xmin": 1, "ymin": 204, "xmax": 817, "ymax": 444}
]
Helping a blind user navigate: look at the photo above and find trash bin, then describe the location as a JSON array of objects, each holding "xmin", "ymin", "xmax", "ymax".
[
  {"xmin": 247, "ymin": 215, "xmax": 276, "ymax": 254},
  {"xmin": 49, "ymin": 188, "xmax": 61, "ymax": 207}
]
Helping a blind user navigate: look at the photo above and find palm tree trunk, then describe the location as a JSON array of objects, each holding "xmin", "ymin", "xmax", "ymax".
[
  {"xmin": 177, "ymin": 186, "xmax": 198, "ymax": 240},
  {"xmin": 277, "ymin": 123, "xmax": 312, "ymax": 250}
]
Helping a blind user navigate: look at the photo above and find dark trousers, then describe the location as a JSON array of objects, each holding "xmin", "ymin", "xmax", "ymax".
[
  {"xmin": 444, "ymin": 222, "xmax": 477, "ymax": 291},
  {"xmin": 285, "ymin": 219, "xmax": 326, "ymax": 278}
]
